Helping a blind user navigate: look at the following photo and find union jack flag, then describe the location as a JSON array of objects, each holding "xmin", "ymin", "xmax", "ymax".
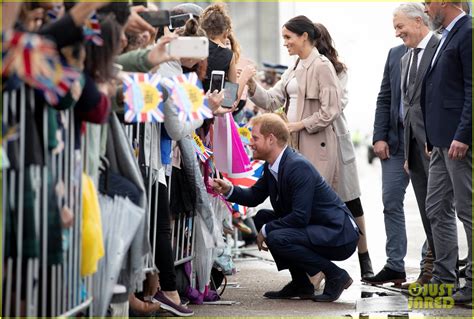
[
  {"xmin": 161, "ymin": 72, "xmax": 213, "ymax": 123},
  {"xmin": 83, "ymin": 11, "xmax": 103, "ymax": 46},
  {"xmin": 122, "ymin": 72, "xmax": 165, "ymax": 123},
  {"xmin": 2, "ymin": 31, "xmax": 80, "ymax": 105},
  {"xmin": 223, "ymin": 160, "xmax": 265, "ymax": 188},
  {"xmin": 223, "ymin": 160, "xmax": 265, "ymax": 217}
]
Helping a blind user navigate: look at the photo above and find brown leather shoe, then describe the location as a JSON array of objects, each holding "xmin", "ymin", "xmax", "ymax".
[{"xmin": 400, "ymin": 273, "xmax": 432, "ymax": 289}]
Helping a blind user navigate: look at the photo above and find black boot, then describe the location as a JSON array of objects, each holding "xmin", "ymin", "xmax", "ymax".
[{"xmin": 358, "ymin": 252, "xmax": 374, "ymax": 279}]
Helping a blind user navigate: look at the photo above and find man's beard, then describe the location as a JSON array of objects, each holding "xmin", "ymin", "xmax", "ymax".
[
  {"xmin": 429, "ymin": 10, "xmax": 445, "ymax": 31},
  {"xmin": 252, "ymin": 148, "xmax": 267, "ymax": 161},
  {"xmin": 252, "ymin": 150, "xmax": 263, "ymax": 161}
]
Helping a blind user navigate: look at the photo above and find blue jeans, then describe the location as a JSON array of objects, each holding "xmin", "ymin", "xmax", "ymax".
[{"xmin": 381, "ymin": 140, "xmax": 410, "ymax": 272}]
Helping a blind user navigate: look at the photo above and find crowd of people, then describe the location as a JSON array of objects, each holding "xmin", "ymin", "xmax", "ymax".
[{"xmin": 2, "ymin": 0, "xmax": 471, "ymax": 317}]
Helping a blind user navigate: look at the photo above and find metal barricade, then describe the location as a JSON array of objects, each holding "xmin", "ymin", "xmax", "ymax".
[
  {"xmin": 123, "ymin": 123, "xmax": 196, "ymax": 271},
  {"xmin": 2, "ymin": 85, "xmax": 93, "ymax": 317},
  {"xmin": 171, "ymin": 212, "xmax": 196, "ymax": 267}
]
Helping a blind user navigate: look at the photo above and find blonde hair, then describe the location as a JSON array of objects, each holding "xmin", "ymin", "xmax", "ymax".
[
  {"xmin": 226, "ymin": 31, "xmax": 241, "ymax": 63},
  {"xmin": 251, "ymin": 113, "xmax": 290, "ymax": 146}
]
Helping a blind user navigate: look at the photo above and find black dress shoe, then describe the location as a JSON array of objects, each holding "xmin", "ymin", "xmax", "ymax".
[
  {"xmin": 263, "ymin": 281, "xmax": 314, "ymax": 299},
  {"xmin": 358, "ymin": 252, "xmax": 374, "ymax": 279},
  {"xmin": 361, "ymin": 267, "xmax": 406, "ymax": 286},
  {"xmin": 312, "ymin": 270, "xmax": 353, "ymax": 302}
]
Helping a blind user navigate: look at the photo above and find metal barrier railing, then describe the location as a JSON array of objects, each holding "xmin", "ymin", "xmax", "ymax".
[
  {"xmin": 171, "ymin": 212, "xmax": 196, "ymax": 266},
  {"xmin": 2, "ymin": 85, "xmax": 198, "ymax": 317},
  {"xmin": 123, "ymin": 123, "xmax": 197, "ymax": 270},
  {"xmin": 2, "ymin": 85, "xmax": 92, "ymax": 317}
]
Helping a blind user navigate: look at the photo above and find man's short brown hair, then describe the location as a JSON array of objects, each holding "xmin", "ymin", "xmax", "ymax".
[{"xmin": 251, "ymin": 113, "xmax": 290, "ymax": 146}]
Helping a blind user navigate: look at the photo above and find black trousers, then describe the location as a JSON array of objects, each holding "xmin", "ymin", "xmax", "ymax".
[{"xmin": 149, "ymin": 182, "xmax": 177, "ymax": 291}]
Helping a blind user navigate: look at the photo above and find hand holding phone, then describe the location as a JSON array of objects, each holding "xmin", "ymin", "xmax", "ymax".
[
  {"xmin": 169, "ymin": 13, "xmax": 193, "ymax": 30},
  {"xmin": 166, "ymin": 36, "xmax": 208, "ymax": 59},
  {"xmin": 137, "ymin": 10, "xmax": 170, "ymax": 27},
  {"xmin": 222, "ymin": 81, "xmax": 239, "ymax": 108},
  {"xmin": 210, "ymin": 70, "xmax": 225, "ymax": 93}
]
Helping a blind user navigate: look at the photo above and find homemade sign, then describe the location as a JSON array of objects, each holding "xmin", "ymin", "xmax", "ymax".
[
  {"xmin": 162, "ymin": 72, "xmax": 213, "ymax": 123},
  {"xmin": 122, "ymin": 72, "xmax": 166, "ymax": 123}
]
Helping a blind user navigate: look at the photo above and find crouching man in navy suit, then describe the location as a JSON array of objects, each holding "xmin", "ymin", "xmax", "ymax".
[{"xmin": 212, "ymin": 114, "xmax": 359, "ymax": 302}]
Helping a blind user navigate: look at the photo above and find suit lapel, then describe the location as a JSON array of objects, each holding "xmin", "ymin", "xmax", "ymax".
[
  {"xmin": 430, "ymin": 15, "xmax": 467, "ymax": 71},
  {"xmin": 409, "ymin": 34, "xmax": 440, "ymax": 103},
  {"xmin": 400, "ymin": 51, "xmax": 410, "ymax": 96},
  {"xmin": 277, "ymin": 148, "xmax": 291, "ymax": 198},
  {"xmin": 394, "ymin": 57, "xmax": 402, "ymax": 117}
]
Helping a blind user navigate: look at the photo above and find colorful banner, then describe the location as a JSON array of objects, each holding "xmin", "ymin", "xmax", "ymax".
[
  {"xmin": 122, "ymin": 72, "xmax": 166, "ymax": 123},
  {"xmin": 83, "ymin": 11, "xmax": 103, "ymax": 46},
  {"xmin": 162, "ymin": 72, "xmax": 213, "ymax": 123},
  {"xmin": 2, "ymin": 31, "xmax": 80, "ymax": 105}
]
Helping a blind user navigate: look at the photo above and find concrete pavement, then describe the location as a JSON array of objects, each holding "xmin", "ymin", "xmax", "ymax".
[{"xmin": 189, "ymin": 250, "xmax": 472, "ymax": 317}]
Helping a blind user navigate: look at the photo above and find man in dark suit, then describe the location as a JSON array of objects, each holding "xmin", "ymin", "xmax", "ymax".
[
  {"xmin": 397, "ymin": 3, "xmax": 440, "ymax": 288},
  {"xmin": 367, "ymin": 43, "xmax": 410, "ymax": 285},
  {"xmin": 212, "ymin": 113, "xmax": 359, "ymax": 302},
  {"xmin": 422, "ymin": 0, "xmax": 472, "ymax": 304}
]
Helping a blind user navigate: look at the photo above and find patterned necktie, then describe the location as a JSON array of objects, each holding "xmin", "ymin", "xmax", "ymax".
[{"xmin": 408, "ymin": 48, "xmax": 421, "ymax": 95}]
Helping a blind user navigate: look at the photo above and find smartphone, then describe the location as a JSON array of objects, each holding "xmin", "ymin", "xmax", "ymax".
[
  {"xmin": 138, "ymin": 10, "xmax": 170, "ymax": 27},
  {"xmin": 167, "ymin": 37, "xmax": 208, "ymax": 59},
  {"xmin": 210, "ymin": 70, "xmax": 225, "ymax": 93},
  {"xmin": 222, "ymin": 81, "xmax": 239, "ymax": 108},
  {"xmin": 169, "ymin": 13, "xmax": 193, "ymax": 30}
]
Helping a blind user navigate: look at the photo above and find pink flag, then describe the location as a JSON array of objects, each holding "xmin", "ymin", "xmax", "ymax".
[{"xmin": 213, "ymin": 113, "xmax": 252, "ymax": 177}]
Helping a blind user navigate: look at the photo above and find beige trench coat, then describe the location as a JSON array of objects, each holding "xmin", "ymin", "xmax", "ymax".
[
  {"xmin": 250, "ymin": 47, "xmax": 341, "ymax": 188},
  {"xmin": 332, "ymin": 72, "xmax": 361, "ymax": 202}
]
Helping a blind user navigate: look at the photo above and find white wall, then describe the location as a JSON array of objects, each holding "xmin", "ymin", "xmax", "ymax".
[{"xmin": 279, "ymin": 2, "xmax": 403, "ymax": 136}]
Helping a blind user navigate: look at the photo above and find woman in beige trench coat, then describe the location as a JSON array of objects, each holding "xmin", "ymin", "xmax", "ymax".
[{"xmin": 241, "ymin": 16, "xmax": 373, "ymax": 289}]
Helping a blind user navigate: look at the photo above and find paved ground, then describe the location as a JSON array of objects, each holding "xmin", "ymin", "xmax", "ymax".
[
  {"xmin": 189, "ymin": 251, "xmax": 472, "ymax": 317},
  {"xmin": 188, "ymin": 147, "xmax": 471, "ymax": 317}
]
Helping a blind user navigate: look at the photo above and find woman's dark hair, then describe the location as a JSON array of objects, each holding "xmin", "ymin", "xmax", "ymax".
[
  {"xmin": 314, "ymin": 23, "xmax": 346, "ymax": 75},
  {"xmin": 283, "ymin": 15, "xmax": 319, "ymax": 45},
  {"xmin": 84, "ymin": 13, "xmax": 123, "ymax": 82}
]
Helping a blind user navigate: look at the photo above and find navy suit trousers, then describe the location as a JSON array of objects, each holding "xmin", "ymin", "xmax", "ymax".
[{"xmin": 254, "ymin": 209, "xmax": 357, "ymax": 282}]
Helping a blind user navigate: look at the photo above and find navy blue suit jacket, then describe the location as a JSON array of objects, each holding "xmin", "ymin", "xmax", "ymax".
[
  {"xmin": 228, "ymin": 148, "xmax": 359, "ymax": 247},
  {"xmin": 422, "ymin": 15, "xmax": 472, "ymax": 148},
  {"xmin": 373, "ymin": 45, "xmax": 408, "ymax": 155}
]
